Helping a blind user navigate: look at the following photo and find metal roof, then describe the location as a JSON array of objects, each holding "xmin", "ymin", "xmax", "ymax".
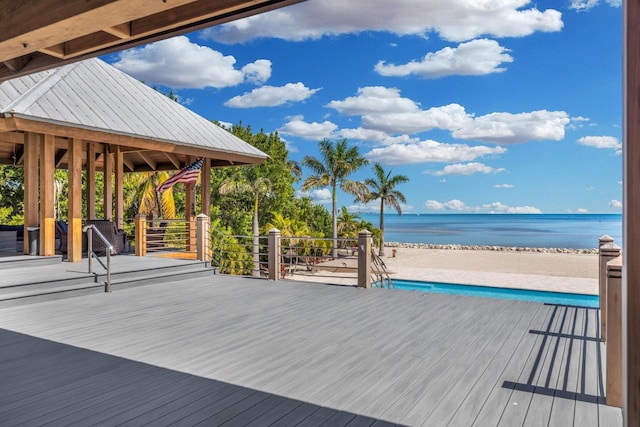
[{"xmin": 0, "ymin": 58, "xmax": 266, "ymax": 163}]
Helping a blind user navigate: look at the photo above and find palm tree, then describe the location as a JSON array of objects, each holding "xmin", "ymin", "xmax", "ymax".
[
  {"xmin": 219, "ymin": 176, "xmax": 272, "ymax": 277},
  {"xmin": 301, "ymin": 139, "xmax": 369, "ymax": 257},
  {"xmin": 337, "ymin": 206, "xmax": 361, "ymax": 240},
  {"xmin": 359, "ymin": 163, "xmax": 409, "ymax": 256},
  {"xmin": 126, "ymin": 171, "xmax": 176, "ymax": 219}
]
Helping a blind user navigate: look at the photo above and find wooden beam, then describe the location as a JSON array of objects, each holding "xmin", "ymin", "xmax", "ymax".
[
  {"xmin": 10, "ymin": 117, "xmax": 266, "ymax": 165},
  {"xmin": 201, "ymin": 158, "xmax": 211, "ymax": 217},
  {"xmin": 67, "ymin": 138, "xmax": 83, "ymax": 262},
  {"xmin": 122, "ymin": 153, "xmax": 135, "ymax": 172},
  {"xmin": 0, "ymin": 0, "xmax": 304, "ymax": 82},
  {"xmin": 625, "ymin": 2, "xmax": 640, "ymax": 424},
  {"xmin": 54, "ymin": 148, "xmax": 67, "ymax": 168},
  {"xmin": 185, "ymin": 156, "xmax": 196, "ymax": 252},
  {"xmin": 164, "ymin": 152, "xmax": 181, "ymax": 169},
  {"xmin": 39, "ymin": 134, "xmax": 55, "ymax": 256},
  {"xmin": 39, "ymin": 44, "xmax": 66, "ymax": 59},
  {"xmin": 114, "ymin": 145, "xmax": 124, "ymax": 230},
  {"xmin": 0, "ymin": 0, "xmax": 197, "ymax": 62},
  {"xmin": 103, "ymin": 23, "xmax": 131, "ymax": 39},
  {"xmin": 23, "ymin": 132, "xmax": 39, "ymax": 254},
  {"xmin": 3, "ymin": 56, "xmax": 30, "ymax": 72},
  {"xmin": 103, "ymin": 144, "xmax": 113, "ymax": 220},
  {"xmin": 14, "ymin": 144, "xmax": 24, "ymax": 165},
  {"xmin": 86, "ymin": 142, "xmax": 96, "ymax": 219},
  {"xmin": 137, "ymin": 151, "xmax": 157, "ymax": 170}
]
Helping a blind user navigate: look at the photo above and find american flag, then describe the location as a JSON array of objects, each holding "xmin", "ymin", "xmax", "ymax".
[{"xmin": 156, "ymin": 158, "xmax": 203, "ymax": 193}]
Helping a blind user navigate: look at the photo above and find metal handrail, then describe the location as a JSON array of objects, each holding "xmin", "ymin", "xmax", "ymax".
[{"xmin": 83, "ymin": 224, "xmax": 113, "ymax": 293}]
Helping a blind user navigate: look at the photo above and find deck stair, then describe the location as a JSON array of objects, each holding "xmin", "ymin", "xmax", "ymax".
[{"xmin": 0, "ymin": 255, "xmax": 215, "ymax": 308}]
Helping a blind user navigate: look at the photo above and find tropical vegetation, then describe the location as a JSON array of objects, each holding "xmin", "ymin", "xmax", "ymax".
[{"xmin": 0, "ymin": 123, "xmax": 410, "ymax": 274}]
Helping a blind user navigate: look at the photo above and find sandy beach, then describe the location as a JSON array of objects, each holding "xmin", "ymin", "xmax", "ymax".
[{"xmin": 287, "ymin": 246, "xmax": 600, "ymax": 295}]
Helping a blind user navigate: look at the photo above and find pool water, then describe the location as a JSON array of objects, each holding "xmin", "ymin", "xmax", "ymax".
[{"xmin": 376, "ymin": 279, "xmax": 599, "ymax": 308}]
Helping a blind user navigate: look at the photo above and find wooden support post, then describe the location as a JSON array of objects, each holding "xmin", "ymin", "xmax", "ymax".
[
  {"xmin": 196, "ymin": 214, "xmax": 210, "ymax": 262},
  {"xmin": 67, "ymin": 138, "xmax": 83, "ymax": 262},
  {"xmin": 134, "ymin": 214, "xmax": 146, "ymax": 256},
  {"xmin": 103, "ymin": 144, "xmax": 112, "ymax": 220},
  {"xmin": 23, "ymin": 132, "xmax": 40, "ymax": 254},
  {"xmin": 599, "ymin": 238, "xmax": 621, "ymax": 342},
  {"xmin": 201, "ymin": 158, "xmax": 211, "ymax": 217},
  {"xmin": 358, "ymin": 230, "xmax": 372, "ymax": 289},
  {"xmin": 625, "ymin": 2, "xmax": 640, "ymax": 422},
  {"xmin": 268, "ymin": 228, "xmax": 281, "ymax": 280},
  {"xmin": 185, "ymin": 160, "xmax": 196, "ymax": 251},
  {"xmin": 86, "ymin": 142, "xmax": 96, "ymax": 219},
  {"xmin": 39, "ymin": 134, "xmax": 55, "ymax": 256},
  {"xmin": 607, "ymin": 255, "xmax": 623, "ymax": 408},
  {"xmin": 114, "ymin": 145, "xmax": 124, "ymax": 230}
]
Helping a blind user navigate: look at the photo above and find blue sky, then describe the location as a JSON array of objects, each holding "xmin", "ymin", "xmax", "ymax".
[{"xmin": 103, "ymin": 0, "xmax": 622, "ymax": 214}]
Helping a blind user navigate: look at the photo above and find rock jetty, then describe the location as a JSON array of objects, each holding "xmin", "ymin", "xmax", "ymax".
[{"xmin": 384, "ymin": 242, "xmax": 598, "ymax": 254}]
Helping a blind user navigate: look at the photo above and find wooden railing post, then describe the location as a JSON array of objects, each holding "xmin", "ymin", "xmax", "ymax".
[
  {"xmin": 599, "ymin": 238, "xmax": 621, "ymax": 342},
  {"xmin": 134, "ymin": 214, "xmax": 146, "ymax": 256},
  {"xmin": 358, "ymin": 230, "xmax": 372, "ymax": 289},
  {"xmin": 196, "ymin": 214, "xmax": 210, "ymax": 262},
  {"xmin": 268, "ymin": 228, "xmax": 281, "ymax": 280},
  {"xmin": 606, "ymin": 255, "xmax": 623, "ymax": 408}
]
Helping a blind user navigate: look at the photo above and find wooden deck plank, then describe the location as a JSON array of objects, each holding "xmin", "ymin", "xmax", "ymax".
[
  {"xmin": 497, "ymin": 304, "xmax": 563, "ymax": 426},
  {"xmin": 444, "ymin": 302, "xmax": 544, "ymax": 427},
  {"xmin": 574, "ymin": 307, "xmax": 603, "ymax": 426},
  {"xmin": 523, "ymin": 305, "xmax": 575, "ymax": 427},
  {"xmin": 0, "ymin": 276, "xmax": 620, "ymax": 427}
]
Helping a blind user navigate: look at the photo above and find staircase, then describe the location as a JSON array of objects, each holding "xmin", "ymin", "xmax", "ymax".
[{"xmin": 0, "ymin": 255, "xmax": 216, "ymax": 308}]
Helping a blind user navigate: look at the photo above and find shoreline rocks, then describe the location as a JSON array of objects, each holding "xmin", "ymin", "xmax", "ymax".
[{"xmin": 384, "ymin": 242, "xmax": 598, "ymax": 255}]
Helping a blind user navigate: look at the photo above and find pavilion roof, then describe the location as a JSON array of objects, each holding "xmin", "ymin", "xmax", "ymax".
[{"xmin": 0, "ymin": 58, "xmax": 266, "ymax": 170}]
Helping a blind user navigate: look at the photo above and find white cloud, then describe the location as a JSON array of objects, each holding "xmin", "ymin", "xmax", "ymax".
[
  {"xmin": 424, "ymin": 199, "xmax": 540, "ymax": 213},
  {"xmin": 338, "ymin": 128, "xmax": 419, "ymax": 145},
  {"xmin": 297, "ymin": 188, "xmax": 332, "ymax": 204},
  {"xmin": 570, "ymin": 0, "xmax": 621, "ymax": 11},
  {"xmin": 327, "ymin": 86, "xmax": 419, "ymax": 115},
  {"xmin": 432, "ymin": 162, "xmax": 505, "ymax": 176},
  {"xmin": 240, "ymin": 59, "xmax": 273, "ymax": 85},
  {"xmin": 225, "ymin": 82, "xmax": 321, "ymax": 108},
  {"xmin": 494, "ymin": 183, "xmax": 514, "ymax": 188},
  {"xmin": 365, "ymin": 140, "xmax": 506, "ymax": 166},
  {"xmin": 576, "ymin": 208, "xmax": 590, "ymax": 213},
  {"xmin": 113, "ymin": 36, "xmax": 270, "ymax": 89},
  {"xmin": 205, "ymin": 0, "xmax": 562, "ymax": 43},
  {"xmin": 425, "ymin": 199, "xmax": 467, "ymax": 211},
  {"xmin": 577, "ymin": 136, "xmax": 622, "ymax": 154},
  {"xmin": 375, "ymin": 39, "xmax": 513, "ymax": 79},
  {"xmin": 453, "ymin": 110, "xmax": 570, "ymax": 144},
  {"xmin": 362, "ymin": 103, "xmax": 471, "ymax": 134},
  {"xmin": 327, "ymin": 87, "xmax": 571, "ymax": 142},
  {"xmin": 279, "ymin": 116, "xmax": 338, "ymax": 140},
  {"xmin": 585, "ymin": 186, "xmax": 596, "ymax": 191},
  {"xmin": 609, "ymin": 199, "xmax": 623, "ymax": 208}
]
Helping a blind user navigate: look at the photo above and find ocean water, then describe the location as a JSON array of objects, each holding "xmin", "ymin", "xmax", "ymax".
[{"xmin": 359, "ymin": 213, "xmax": 622, "ymax": 249}]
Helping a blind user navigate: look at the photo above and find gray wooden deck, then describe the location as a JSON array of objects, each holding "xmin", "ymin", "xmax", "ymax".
[{"xmin": 0, "ymin": 275, "xmax": 623, "ymax": 426}]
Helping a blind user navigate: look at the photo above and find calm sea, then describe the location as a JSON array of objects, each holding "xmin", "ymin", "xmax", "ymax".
[{"xmin": 358, "ymin": 213, "xmax": 622, "ymax": 249}]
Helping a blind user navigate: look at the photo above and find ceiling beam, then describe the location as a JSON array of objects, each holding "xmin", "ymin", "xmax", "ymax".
[
  {"xmin": 164, "ymin": 152, "xmax": 181, "ymax": 169},
  {"xmin": 137, "ymin": 151, "xmax": 157, "ymax": 170},
  {"xmin": 0, "ymin": 0, "xmax": 306, "ymax": 82}
]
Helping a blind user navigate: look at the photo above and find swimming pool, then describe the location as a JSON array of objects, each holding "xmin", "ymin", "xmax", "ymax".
[{"xmin": 375, "ymin": 279, "xmax": 599, "ymax": 308}]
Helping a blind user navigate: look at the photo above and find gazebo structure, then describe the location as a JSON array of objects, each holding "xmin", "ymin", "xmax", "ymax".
[{"xmin": 0, "ymin": 58, "xmax": 268, "ymax": 262}]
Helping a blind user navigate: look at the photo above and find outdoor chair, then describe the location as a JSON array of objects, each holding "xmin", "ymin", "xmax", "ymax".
[
  {"xmin": 55, "ymin": 221, "xmax": 68, "ymax": 253},
  {"xmin": 84, "ymin": 219, "xmax": 126, "ymax": 255}
]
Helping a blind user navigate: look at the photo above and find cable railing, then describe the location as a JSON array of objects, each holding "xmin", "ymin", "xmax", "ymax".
[
  {"xmin": 210, "ymin": 228, "xmax": 268, "ymax": 276},
  {"xmin": 144, "ymin": 219, "xmax": 198, "ymax": 255},
  {"xmin": 280, "ymin": 236, "xmax": 358, "ymax": 280}
]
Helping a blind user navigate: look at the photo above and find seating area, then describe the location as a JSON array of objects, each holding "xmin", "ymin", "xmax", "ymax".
[{"xmin": 84, "ymin": 219, "xmax": 127, "ymax": 255}]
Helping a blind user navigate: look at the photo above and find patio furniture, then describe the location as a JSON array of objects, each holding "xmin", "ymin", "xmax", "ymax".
[
  {"xmin": 84, "ymin": 219, "xmax": 126, "ymax": 255},
  {"xmin": 55, "ymin": 221, "xmax": 68, "ymax": 253}
]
